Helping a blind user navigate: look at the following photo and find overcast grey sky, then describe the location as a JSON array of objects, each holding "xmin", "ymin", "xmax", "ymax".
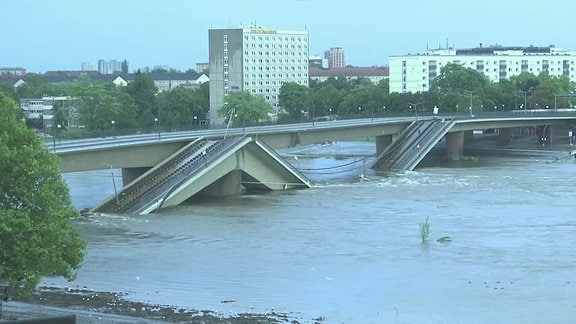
[{"xmin": 1, "ymin": 0, "xmax": 574, "ymax": 73}]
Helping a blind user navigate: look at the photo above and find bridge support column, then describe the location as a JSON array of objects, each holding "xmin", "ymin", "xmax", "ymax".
[
  {"xmin": 445, "ymin": 131, "xmax": 464, "ymax": 160},
  {"xmin": 499, "ymin": 128, "xmax": 513, "ymax": 145},
  {"xmin": 122, "ymin": 167, "xmax": 151, "ymax": 186},
  {"xmin": 375, "ymin": 135, "xmax": 393, "ymax": 157},
  {"xmin": 464, "ymin": 130, "xmax": 474, "ymax": 144},
  {"xmin": 199, "ymin": 169, "xmax": 242, "ymax": 197}
]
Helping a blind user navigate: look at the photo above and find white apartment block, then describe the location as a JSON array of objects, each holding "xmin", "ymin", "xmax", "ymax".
[
  {"xmin": 389, "ymin": 45, "xmax": 576, "ymax": 93},
  {"xmin": 98, "ymin": 59, "xmax": 123, "ymax": 74},
  {"xmin": 20, "ymin": 96, "xmax": 73, "ymax": 128},
  {"xmin": 324, "ymin": 47, "xmax": 346, "ymax": 68},
  {"xmin": 209, "ymin": 26, "xmax": 309, "ymax": 124},
  {"xmin": 81, "ymin": 62, "xmax": 95, "ymax": 71},
  {"xmin": 0, "ymin": 67, "xmax": 26, "ymax": 75}
]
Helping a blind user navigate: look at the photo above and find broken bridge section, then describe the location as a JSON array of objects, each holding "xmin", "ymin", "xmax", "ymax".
[
  {"xmin": 91, "ymin": 136, "xmax": 311, "ymax": 215},
  {"xmin": 372, "ymin": 118, "xmax": 455, "ymax": 171}
]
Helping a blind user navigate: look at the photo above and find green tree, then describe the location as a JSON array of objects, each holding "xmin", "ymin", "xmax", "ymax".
[
  {"xmin": 278, "ymin": 82, "xmax": 310, "ymax": 120},
  {"xmin": 313, "ymin": 84, "xmax": 343, "ymax": 116},
  {"xmin": 338, "ymin": 84, "xmax": 373, "ymax": 116},
  {"xmin": 71, "ymin": 79, "xmax": 138, "ymax": 131},
  {"xmin": 0, "ymin": 93, "xmax": 86, "ymax": 295},
  {"xmin": 0, "ymin": 82, "xmax": 17, "ymax": 101},
  {"xmin": 125, "ymin": 71, "xmax": 158, "ymax": 126},
  {"xmin": 429, "ymin": 63, "xmax": 491, "ymax": 113},
  {"xmin": 156, "ymin": 87, "xmax": 206, "ymax": 127},
  {"xmin": 217, "ymin": 91, "xmax": 272, "ymax": 126},
  {"xmin": 15, "ymin": 76, "xmax": 55, "ymax": 99}
]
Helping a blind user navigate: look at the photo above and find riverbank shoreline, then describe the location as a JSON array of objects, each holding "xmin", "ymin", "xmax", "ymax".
[{"xmin": 4, "ymin": 286, "xmax": 309, "ymax": 323}]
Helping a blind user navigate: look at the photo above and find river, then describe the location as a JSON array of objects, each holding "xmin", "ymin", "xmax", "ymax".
[{"xmin": 52, "ymin": 140, "xmax": 576, "ymax": 324}]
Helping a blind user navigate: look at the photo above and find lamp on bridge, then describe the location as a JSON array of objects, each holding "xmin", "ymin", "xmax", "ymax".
[
  {"xmin": 53, "ymin": 124, "xmax": 61, "ymax": 151},
  {"xmin": 154, "ymin": 117, "xmax": 160, "ymax": 139},
  {"xmin": 408, "ymin": 102, "xmax": 420, "ymax": 120}
]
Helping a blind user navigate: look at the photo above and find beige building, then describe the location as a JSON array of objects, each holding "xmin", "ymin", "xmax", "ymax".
[
  {"xmin": 309, "ymin": 66, "xmax": 389, "ymax": 84},
  {"xmin": 324, "ymin": 47, "xmax": 346, "ymax": 68},
  {"xmin": 208, "ymin": 25, "xmax": 309, "ymax": 124},
  {"xmin": 389, "ymin": 44, "xmax": 576, "ymax": 93}
]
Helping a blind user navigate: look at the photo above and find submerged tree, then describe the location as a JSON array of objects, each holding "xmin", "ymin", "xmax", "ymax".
[{"xmin": 0, "ymin": 93, "xmax": 86, "ymax": 295}]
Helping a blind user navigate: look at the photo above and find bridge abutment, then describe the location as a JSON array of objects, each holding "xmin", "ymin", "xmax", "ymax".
[
  {"xmin": 375, "ymin": 135, "xmax": 393, "ymax": 156},
  {"xmin": 446, "ymin": 131, "xmax": 464, "ymax": 160}
]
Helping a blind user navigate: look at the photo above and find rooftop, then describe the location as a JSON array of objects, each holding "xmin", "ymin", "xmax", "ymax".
[{"xmin": 309, "ymin": 66, "xmax": 389, "ymax": 77}]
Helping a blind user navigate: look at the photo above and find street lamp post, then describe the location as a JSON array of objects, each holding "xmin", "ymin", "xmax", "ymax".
[
  {"xmin": 382, "ymin": 106, "xmax": 386, "ymax": 116},
  {"xmin": 111, "ymin": 120, "xmax": 115, "ymax": 138},
  {"xmin": 370, "ymin": 91, "xmax": 374, "ymax": 123},
  {"xmin": 301, "ymin": 110, "xmax": 305, "ymax": 123},
  {"xmin": 554, "ymin": 94, "xmax": 557, "ymax": 109},
  {"xmin": 224, "ymin": 107, "xmax": 235, "ymax": 139},
  {"xmin": 154, "ymin": 117, "xmax": 160, "ymax": 139},
  {"xmin": 311, "ymin": 88, "xmax": 315, "ymax": 126},
  {"xmin": 520, "ymin": 88, "xmax": 533, "ymax": 110},
  {"xmin": 358, "ymin": 106, "xmax": 362, "ymax": 116},
  {"xmin": 53, "ymin": 123, "xmax": 61, "ymax": 151},
  {"xmin": 464, "ymin": 90, "xmax": 475, "ymax": 115},
  {"xmin": 103, "ymin": 162, "xmax": 119, "ymax": 203},
  {"xmin": 408, "ymin": 102, "xmax": 419, "ymax": 120},
  {"xmin": 193, "ymin": 115, "xmax": 198, "ymax": 129}
]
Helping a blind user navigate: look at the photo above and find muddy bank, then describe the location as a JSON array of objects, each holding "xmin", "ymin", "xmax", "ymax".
[{"xmin": 7, "ymin": 287, "xmax": 323, "ymax": 324}]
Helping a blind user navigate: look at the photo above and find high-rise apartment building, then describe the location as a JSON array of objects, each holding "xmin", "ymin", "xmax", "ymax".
[
  {"xmin": 324, "ymin": 47, "xmax": 346, "ymax": 68},
  {"xmin": 208, "ymin": 26, "xmax": 309, "ymax": 124},
  {"xmin": 81, "ymin": 62, "xmax": 95, "ymax": 71},
  {"xmin": 98, "ymin": 59, "xmax": 123, "ymax": 74},
  {"xmin": 389, "ymin": 44, "xmax": 576, "ymax": 93}
]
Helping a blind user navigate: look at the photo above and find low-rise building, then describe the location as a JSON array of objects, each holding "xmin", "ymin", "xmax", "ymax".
[
  {"xmin": 309, "ymin": 66, "xmax": 389, "ymax": 84},
  {"xmin": 0, "ymin": 71, "xmax": 208, "ymax": 92},
  {"xmin": 147, "ymin": 72, "xmax": 209, "ymax": 92},
  {"xmin": 0, "ymin": 67, "xmax": 26, "ymax": 76}
]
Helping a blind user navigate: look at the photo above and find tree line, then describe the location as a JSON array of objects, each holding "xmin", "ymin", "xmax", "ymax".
[
  {"xmin": 0, "ymin": 72, "xmax": 209, "ymax": 136},
  {"xmin": 0, "ymin": 63, "xmax": 574, "ymax": 134}
]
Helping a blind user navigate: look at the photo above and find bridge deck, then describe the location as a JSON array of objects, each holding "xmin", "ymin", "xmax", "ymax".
[{"xmin": 372, "ymin": 118, "xmax": 455, "ymax": 171}]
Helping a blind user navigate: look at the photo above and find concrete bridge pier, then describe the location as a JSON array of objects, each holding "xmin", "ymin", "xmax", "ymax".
[
  {"xmin": 498, "ymin": 128, "xmax": 514, "ymax": 145},
  {"xmin": 464, "ymin": 130, "xmax": 474, "ymax": 144},
  {"xmin": 375, "ymin": 135, "xmax": 393, "ymax": 156},
  {"xmin": 198, "ymin": 169, "xmax": 243, "ymax": 197},
  {"xmin": 446, "ymin": 131, "xmax": 464, "ymax": 160},
  {"xmin": 122, "ymin": 167, "xmax": 152, "ymax": 186}
]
